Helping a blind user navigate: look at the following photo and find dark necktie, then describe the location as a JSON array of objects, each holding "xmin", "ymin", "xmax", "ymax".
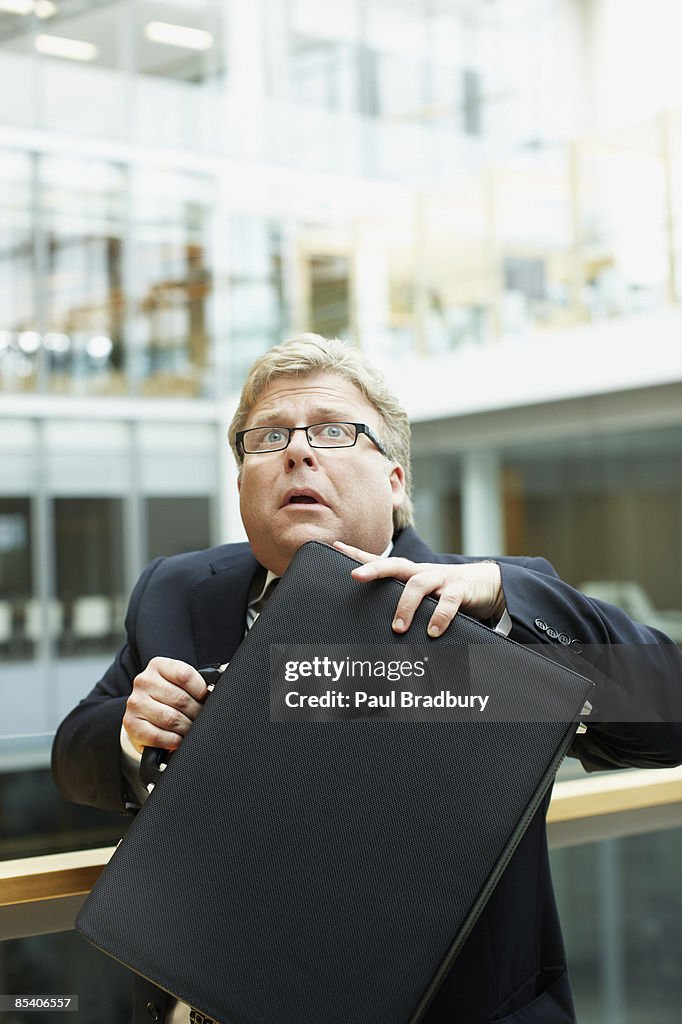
[{"xmin": 247, "ymin": 576, "xmax": 279, "ymax": 629}]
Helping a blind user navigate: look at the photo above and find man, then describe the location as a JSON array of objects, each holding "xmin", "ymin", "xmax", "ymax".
[{"xmin": 53, "ymin": 334, "xmax": 682, "ymax": 1024}]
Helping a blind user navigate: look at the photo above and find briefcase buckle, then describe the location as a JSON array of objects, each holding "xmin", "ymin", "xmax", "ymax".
[
  {"xmin": 189, "ymin": 1010, "xmax": 216, "ymax": 1024},
  {"xmin": 575, "ymin": 699, "xmax": 592, "ymax": 734}
]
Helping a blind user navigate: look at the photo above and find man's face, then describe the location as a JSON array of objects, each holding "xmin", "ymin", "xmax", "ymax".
[{"xmin": 238, "ymin": 371, "xmax": 406, "ymax": 575}]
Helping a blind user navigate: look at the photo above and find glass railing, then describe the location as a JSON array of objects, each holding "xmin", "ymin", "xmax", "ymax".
[{"xmin": 1, "ymin": 768, "xmax": 681, "ymax": 1024}]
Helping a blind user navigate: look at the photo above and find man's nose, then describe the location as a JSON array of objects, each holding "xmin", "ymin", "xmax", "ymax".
[{"xmin": 285, "ymin": 428, "xmax": 317, "ymax": 468}]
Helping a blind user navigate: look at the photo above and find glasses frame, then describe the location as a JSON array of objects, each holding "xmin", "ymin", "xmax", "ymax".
[{"xmin": 236, "ymin": 421, "xmax": 389, "ymax": 457}]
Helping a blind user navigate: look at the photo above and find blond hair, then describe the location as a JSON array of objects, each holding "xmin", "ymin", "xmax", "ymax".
[{"xmin": 228, "ymin": 334, "xmax": 414, "ymax": 531}]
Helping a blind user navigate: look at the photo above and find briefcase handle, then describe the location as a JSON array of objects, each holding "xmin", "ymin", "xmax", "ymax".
[{"xmin": 139, "ymin": 664, "xmax": 227, "ymax": 793}]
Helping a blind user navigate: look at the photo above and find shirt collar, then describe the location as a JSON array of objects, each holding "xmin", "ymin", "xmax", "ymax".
[{"xmin": 249, "ymin": 541, "xmax": 394, "ymax": 608}]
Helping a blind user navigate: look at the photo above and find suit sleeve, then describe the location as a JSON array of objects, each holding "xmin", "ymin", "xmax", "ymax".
[
  {"xmin": 498, "ymin": 557, "xmax": 682, "ymax": 771},
  {"xmin": 51, "ymin": 557, "xmax": 165, "ymax": 813}
]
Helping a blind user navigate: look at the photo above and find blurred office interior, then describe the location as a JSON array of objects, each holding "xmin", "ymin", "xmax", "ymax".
[{"xmin": 0, "ymin": 1, "xmax": 681, "ymax": 1020}]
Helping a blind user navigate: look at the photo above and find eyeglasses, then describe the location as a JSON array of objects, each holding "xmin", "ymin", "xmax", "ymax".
[{"xmin": 236, "ymin": 421, "xmax": 388, "ymax": 457}]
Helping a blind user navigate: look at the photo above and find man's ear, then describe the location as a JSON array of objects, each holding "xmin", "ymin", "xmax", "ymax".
[{"xmin": 389, "ymin": 463, "xmax": 406, "ymax": 511}]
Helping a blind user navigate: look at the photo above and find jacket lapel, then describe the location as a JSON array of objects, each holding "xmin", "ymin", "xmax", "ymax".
[
  {"xmin": 188, "ymin": 546, "xmax": 260, "ymax": 667},
  {"xmin": 187, "ymin": 529, "xmax": 460, "ymax": 667},
  {"xmin": 392, "ymin": 526, "xmax": 436, "ymax": 561}
]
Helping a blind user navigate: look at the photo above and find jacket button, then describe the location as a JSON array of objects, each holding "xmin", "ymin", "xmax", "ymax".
[
  {"xmin": 534, "ymin": 618, "xmax": 548, "ymax": 631},
  {"xmin": 546, "ymin": 627, "xmax": 558, "ymax": 639},
  {"xmin": 558, "ymin": 633, "xmax": 570, "ymax": 645},
  {"xmin": 147, "ymin": 1004, "xmax": 160, "ymax": 1022},
  {"xmin": 570, "ymin": 639, "xmax": 583, "ymax": 654}
]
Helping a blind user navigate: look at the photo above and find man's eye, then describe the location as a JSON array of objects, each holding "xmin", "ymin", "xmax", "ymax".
[
  {"xmin": 320, "ymin": 423, "xmax": 348, "ymax": 439},
  {"xmin": 264, "ymin": 429, "xmax": 285, "ymax": 444}
]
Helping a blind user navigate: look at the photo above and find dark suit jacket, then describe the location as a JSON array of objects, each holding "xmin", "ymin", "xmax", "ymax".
[{"xmin": 52, "ymin": 528, "xmax": 682, "ymax": 1024}]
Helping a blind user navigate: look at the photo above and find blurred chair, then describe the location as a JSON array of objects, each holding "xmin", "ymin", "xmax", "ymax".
[
  {"xmin": 24, "ymin": 598, "xmax": 64, "ymax": 649},
  {"xmin": 0, "ymin": 600, "xmax": 13, "ymax": 650},
  {"xmin": 72, "ymin": 595, "xmax": 112, "ymax": 647},
  {"xmin": 112, "ymin": 594, "xmax": 128, "ymax": 631},
  {"xmin": 579, "ymin": 581, "xmax": 682, "ymax": 643}
]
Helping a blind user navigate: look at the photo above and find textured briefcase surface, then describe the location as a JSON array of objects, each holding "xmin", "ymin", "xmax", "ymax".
[{"xmin": 76, "ymin": 541, "xmax": 593, "ymax": 1024}]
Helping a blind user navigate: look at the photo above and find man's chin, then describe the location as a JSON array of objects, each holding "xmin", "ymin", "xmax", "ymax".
[
  {"xmin": 253, "ymin": 522, "xmax": 338, "ymax": 576},
  {"xmin": 284, "ymin": 520, "xmax": 337, "ymax": 552}
]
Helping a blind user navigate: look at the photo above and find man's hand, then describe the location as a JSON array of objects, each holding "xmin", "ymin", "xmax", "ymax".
[
  {"xmin": 333, "ymin": 542, "xmax": 506, "ymax": 637},
  {"xmin": 123, "ymin": 657, "xmax": 209, "ymax": 754}
]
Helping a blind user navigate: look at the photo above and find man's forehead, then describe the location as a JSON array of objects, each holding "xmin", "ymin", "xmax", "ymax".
[{"xmin": 247, "ymin": 372, "xmax": 376, "ymax": 421}]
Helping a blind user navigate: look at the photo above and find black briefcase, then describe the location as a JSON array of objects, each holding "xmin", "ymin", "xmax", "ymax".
[{"xmin": 76, "ymin": 541, "xmax": 593, "ymax": 1024}]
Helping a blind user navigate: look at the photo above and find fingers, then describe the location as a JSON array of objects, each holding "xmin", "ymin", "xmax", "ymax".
[
  {"xmin": 391, "ymin": 571, "xmax": 462, "ymax": 637},
  {"xmin": 143, "ymin": 657, "xmax": 210, "ymax": 702},
  {"xmin": 335, "ymin": 548, "xmax": 457, "ymax": 632},
  {"xmin": 333, "ymin": 543, "xmax": 433, "ymax": 590},
  {"xmin": 338, "ymin": 554, "xmax": 504, "ymax": 636},
  {"xmin": 123, "ymin": 657, "xmax": 210, "ymax": 752},
  {"xmin": 351, "ymin": 556, "xmax": 422, "ymax": 583},
  {"xmin": 333, "ymin": 541, "xmax": 383, "ymax": 564}
]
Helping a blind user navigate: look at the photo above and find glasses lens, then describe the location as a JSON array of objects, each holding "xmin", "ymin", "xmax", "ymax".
[
  {"xmin": 243, "ymin": 427, "xmax": 289, "ymax": 452},
  {"xmin": 308, "ymin": 422, "xmax": 357, "ymax": 447}
]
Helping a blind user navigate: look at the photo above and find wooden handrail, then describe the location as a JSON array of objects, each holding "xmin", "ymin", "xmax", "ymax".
[
  {"xmin": 1, "ymin": 767, "xmax": 681, "ymax": 910},
  {"xmin": 547, "ymin": 764, "xmax": 682, "ymax": 823},
  {"xmin": 0, "ymin": 846, "xmax": 115, "ymax": 908}
]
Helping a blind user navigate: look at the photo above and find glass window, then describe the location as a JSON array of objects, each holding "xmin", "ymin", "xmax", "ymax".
[
  {"xmin": 0, "ymin": 767, "xmax": 125, "ymax": 862},
  {"xmin": 0, "ymin": 498, "xmax": 32, "ymax": 663},
  {"xmin": 476, "ymin": 0, "xmax": 558, "ymax": 150},
  {"xmin": 145, "ymin": 497, "xmax": 212, "ymax": 561},
  {"xmin": 37, "ymin": 0, "xmax": 128, "ymax": 137},
  {"xmin": 0, "ymin": 930, "xmax": 132, "ymax": 1023},
  {"xmin": 552, "ymin": 829, "xmax": 682, "ymax": 1022},
  {"xmin": 282, "ymin": 0, "xmax": 364, "ymax": 171},
  {"xmin": 45, "ymin": 420, "xmax": 132, "ymax": 494},
  {"xmin": 130, "ymin": 168, "xmax": 213, "ymax": 397},
  {"xmin": 53, "ymin": 498, "xmax": 125, "ymax": 657},
  {"xmin": 41, "ymin": 156, "xmax": 127, "ymax": 396},
  {"xmin": 502, "ymin": 430, "xmax": 682, "ymax": 636},
  {"xmin": 0, "ymin": 6, "xmax": 37, "ymax": 128},
  {"xmin": 289, "ymin": 0, "xmax": 360, "ymax": 111},
  {"xmin": 133, "ymin": 0, "xmax": 224, "ymax": 82},
  {"xmin": 290, "ymin": 37, "xmax": 358, "ymax": 113},
  {"xmin": 412, "ymin": 456, "xmax": 462, "ymax": 555},
  {"xmin": 308, "ymin": 253, "xmax": 350, "ymax": 340},
  {"xmin": 668, "ymin": 109, "xmax": 682, "ymax": 304},
  {"xmin": 354, "ymin": 0, "xmax": 428, "ymax": 121},
  {"xmin": 138, "ymin": 423, "xmax": 218, "ymax": 493},
  {"xmin": 345, "ymin": 209, "xmax": 417, "ymax": 360},
  {"xmin": 0, "ymin": 809, "xmax": 133, "ymax": 1017},
  {"xmin": 416, "ymin": 183, "xmax": 493, "ymax": 353},
  {"xmin": 0, "ymin": 151, "xmax": 38, "ymax": 392},
  {"xmin": 132, "ymin": 0, "xmax": 226, "ymax": 151},
  {"xmin": 228, "ymin": 215, "xmax": 286, "ymax": 386},
  {"xmin": 579, "ymin": 141, "xmax": 669, "ymax": 319}
]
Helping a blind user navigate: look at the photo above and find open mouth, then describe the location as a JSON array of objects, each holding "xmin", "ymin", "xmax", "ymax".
[{"xmin": 282, "ymin": 490, "xmax": 327, "ymax": 507}]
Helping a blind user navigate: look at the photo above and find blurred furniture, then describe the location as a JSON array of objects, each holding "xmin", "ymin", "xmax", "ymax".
[
  {"xmin": 112, "ymin": 594, "xmax": 128, "ymax": 630},
  {"xmin": 23, "ymin": 598, "xmax": 63, "ymax": 648},
  {"xmin": 579, "ymin": 581, "xmax": 682, "ymax": 643},
  {"xmin": 72, "ymin": 596, "xmax": 112, "ymax": 646},
  {"xmin": 0, "ymin": 601, "xmax": 13, "ymax": 650}
]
